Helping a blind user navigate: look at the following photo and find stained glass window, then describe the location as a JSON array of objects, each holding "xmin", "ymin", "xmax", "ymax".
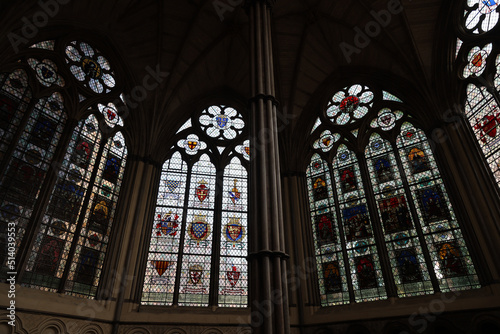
[
  {"xmin": 307, "ymin": 85, "xmax": 479, "ymax": 306},
  {"xmin": 334, "ymin": 145, "xmax": 386, "ymax": 302},
  {"xmin": 313, "ymin": 130, "xmax": 339, "ymax": 153},
  {"xmin": 219, "ymin": 157, "xmax": 248, "ymax": 307},
  {"xmin": 142, "ymin": 105, "xmax": 248, "ymax": 308},
  {"xmin": 65, "ymin": 41, "xmax": 116, "ymax": 94},
  {"xmin": 198, "ymin": 105, "xmax": 245, "ymax": 140},
  {"xmin": 366, "ymin": 133, "xmax": 434, "ymax": 297},
  {"xmin": 457, "ymin": 1, "xmax": 500, "ymax": 189},
  {"xmin": 397, "ymin": 123, "xmax": 479, "ymax": 291},
  {"xmin": 0, "ymin": 70, "xmax": 32, "ymax": 162},
  {"xmin": 326, "ymin": 85, "xmax": 374, "ymax": 125},
  {"xmin": 306, "ymin": 154, "xmax": 349, "ymax": 305},
  {"xmin": 0, "ymin": 39, "xmax": 129, "ymax": 300},
  {"xmin": 0, "ymin": 93, "xmax": 65, "ymax": 275},
  {"xmin": 29, "ymin": 40, "xmax": 55, "ymax": 51},
  {"xmin": 464, "ymin": 0, "xmax": 499, "ymax": 34},
  {"xmin": 27, "ymin": 58, "xmax": 65, "ymax": 88}
]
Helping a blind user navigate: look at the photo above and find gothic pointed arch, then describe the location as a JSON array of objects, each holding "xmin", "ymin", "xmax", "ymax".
[
  {"xmin": 306, "ymin": 83, "xmax": 479, "ymax": 306},
  {"xmin": 0, "ymin": 38, "xmax": 130, "ymax": 298},
  {"xmin": 141, "ymin": 104, "xmax": 249, "ymax": 307}
]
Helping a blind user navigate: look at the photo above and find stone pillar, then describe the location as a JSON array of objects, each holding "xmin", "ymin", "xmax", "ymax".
[{"xmin": 246, "ymin": 1, "xmax": 290, "ymax": 333}]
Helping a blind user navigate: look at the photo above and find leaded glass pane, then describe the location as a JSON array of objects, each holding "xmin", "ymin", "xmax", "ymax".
[
  {"xmin": 198, "ymin": 105, "xmax": 245, "ymax": 140},
  {"xmin": 311, "ymin": 117, "xmax": 322, "ymax": 134},
  {"xmin": 366, "ymin": 133, "xmax": 434, "ymax": 297},
  {"xmin": 306, "ymin": 154, "xmax": 349, "ymax": 306},
  {"xmin": 27, "ymin": 58, "xmax": 65, "ymax": 88},
  {"xmin": 177, "ymin": 134, "xmax": 207, "ymax": 155},
  {"xmin": 397, "ymin": 123, "xmax": 480, "ymax": 291},
  {"xmin": 177, "ymin": 254, "xmax": 211, "ymax": 306},
  {"xmin": 370, "ymin": 109, "xmax": 403, "ymax": 132},
  {"xmin": 98, "ymin": 103, "xmax": 123, "ymax": 128},
  {"xmin": 333, "ymin": 145, "xmax": 387, "ymax": 302},
  {"xmin": 65, "ymin": 132, "xmax": 127, "ymax": 298},
  {"xmin": 0, "ymin": 70, "xmax": 32, "ymax": 160},
  {"xmin": 313, "ymin": 130, "xmax": 340, "ymax": 152},
  {"xmin": 65, "ymin": 41, "xmax": 115, "ymax": 94},
  {"xmin": 142, "ymin": 152, "xmax": 188, "ymax": 306},
  {"xmin": 464, "ymin": 0, "xmax": 499, "ymax": 34},
  {"xmin": 177, "ymin": 154, "xmax": 216, "ymax": 306},
  {"xmin": 22, "ymin": 115, "xmax": 101, "ymax": 292},
  {"xmin": 462, "ymin": 44, "xmax": 492, "ymax": 78},
  {"xmin": 496, "ymin": 54, "xmax": 500, "ymax": 90},
  {"xmin": 326, "ymin": 85, "xmax": 374, "ymax": 125},
  {"xmin": 218, "ymin": 157, "xmax": 248, "ymax": 307},
  {"xmin": 382, "ymin": 91, "xmax": 403, "ymax": 103},
  {"xmin": 235, "ymin": 140, "xmax": 250, "ymax": 161},
  {"xmin": 465, "ymin": 84, "xmax": 500, "ymax": 187},
  {"xmin": 456, "ymin": 39, "xmax": 463, "ymax": 59},
  {"xmin": 0, "ymin": 93, "xmax": 66, "ymax": 279},
  {"xmin": 29, "ymin": 40, "xmax": 55, "ymax": 51}
]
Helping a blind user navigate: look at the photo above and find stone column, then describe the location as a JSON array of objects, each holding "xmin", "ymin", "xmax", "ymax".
[{"xmin": 246, "ymin": 1, "xmax": 290, "ymax": 333}]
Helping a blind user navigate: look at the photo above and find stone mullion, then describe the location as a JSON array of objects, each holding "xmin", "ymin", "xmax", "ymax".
[
  {"xmin": 209, "ymin": 168, "xmax": 224, "ymax": 306},
  {"xmin": 172, "ymin": 162, "xmax": 193, "ymax": 305}
]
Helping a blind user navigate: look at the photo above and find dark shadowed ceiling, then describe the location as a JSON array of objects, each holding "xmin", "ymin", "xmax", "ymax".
[{"xmin": 0, "ymin": 0, "xmax": 451, "ymax": 164}]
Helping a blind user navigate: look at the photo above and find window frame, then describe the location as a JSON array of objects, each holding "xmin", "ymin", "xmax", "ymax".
[
  {"xmin": 0, "ymin": 38, "xmax": 129, "ymax": 299},
  {"xmin": 138, "ymin": 102, "xmax": 250, "ymax": 308},
  {"xmin": 305, "ymin": 83, "xmax": 481, "ymax": 306}
]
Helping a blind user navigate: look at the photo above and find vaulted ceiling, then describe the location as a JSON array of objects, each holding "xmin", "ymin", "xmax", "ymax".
[{"xmin": 0, "ymin": 0, "xmax": 451, "ymax": 161}]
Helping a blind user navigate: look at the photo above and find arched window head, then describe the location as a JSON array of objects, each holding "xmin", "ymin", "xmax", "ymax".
[
  {"xmin": 65, "ymin": 41, "xmax": 116, "ymax": 94},
  {"xmin": 456, "ymin": 1, "xmax": 500, "ymax": 190},
  {"xmin": 142, "ymin": 104, "xmax": 249, "ymax": 308},
  {"xmin": 464, "ymin": 0, "xmax": 499, "ymax": 34},
  {"xmin": 326, "ymin": 85, "xmax": 374, "ymax": 125},
  {"xmin": 0, "ymin": 39, "xmax": 129, "ymax": 299},
  {"xmin": 307, "ymin": 85, "xmax": 479, "ymax": 307}
]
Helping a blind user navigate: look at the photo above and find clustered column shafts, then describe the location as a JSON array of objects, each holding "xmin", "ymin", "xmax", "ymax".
[{"xmin": 247, "ymin": 0, "xmax": 291, "ymax": 333}]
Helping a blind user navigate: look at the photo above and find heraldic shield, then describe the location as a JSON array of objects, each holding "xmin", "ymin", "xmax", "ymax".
[
  {"xmin": 196, "ymin": 180, "xmax": 209, "ymax": 202},
  {"xmin": 224, "ymin": 217, "xmax": 244, "ymax": 245},
  {"xmin": 216, "ymin": 114, "xmax": 229, "ymax": 129},
  {"xmin": 156, "ymin": 211, "xmax": 179, "ymax": 237},
  {"xmin": 228, "ymin": 179, "xmax": 241, "ymax": 205},
  {"xmin": 151, "ymin": 260, "xmax": 173, "ymax": 277},
  {"xmin": 227, "ymin": 265, "xmax": 240, "ymax": 287},
  {"xmin": 189, "ymin": 264, "xmax": 203, "ymax": 285},
  {"xmin": 166, "ymin": 180, "xmax": 180, "ymax": 193},
  {"xmin": 188, "ymin": 215, "xmax": 210, "ymax": 245}
]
